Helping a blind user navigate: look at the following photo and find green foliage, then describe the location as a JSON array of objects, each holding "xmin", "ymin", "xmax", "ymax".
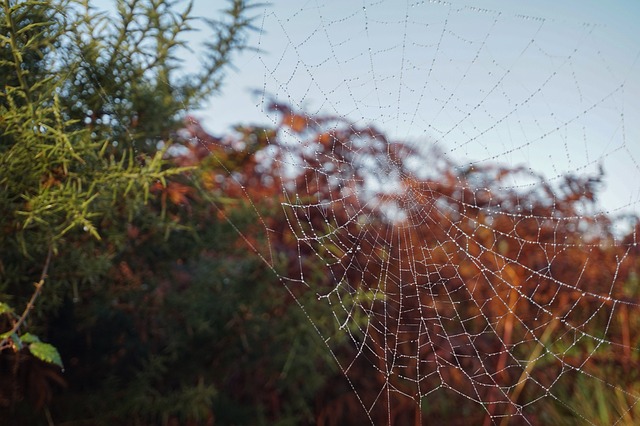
[
  {"xmin": 0, "ymin": 303, "xmax": 12, "ymax": 315},
  {"xmin": 58, "ymin": 0, "xmax": 256, "ymax": 153},
  {"xmin": 1, "ymin": 2, "xmax": 344, "ymax": 423},
  {"xmin": 537, "ymin": 369, "xmax": 640, "ymax": 426},
  {"xmin": 28, "ymin": 341, "xmax": 63, "ymax": 367},
  {"xmin": 40, "ymin": 178, "xmax": 341, "ymax": 424},
  {"xmin": 0, "ymin": 0, "xmax": 257, "ymax": 421}
]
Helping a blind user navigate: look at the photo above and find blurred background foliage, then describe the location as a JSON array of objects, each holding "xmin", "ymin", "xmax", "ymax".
[{"xmin": 1, "ymin": 1, "xmax": 640, "ymax": 425}]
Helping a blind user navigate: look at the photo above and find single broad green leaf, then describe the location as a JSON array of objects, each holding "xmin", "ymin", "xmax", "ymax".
[
  {"xmin": 20, "ymin": 332, "xmax": 41, "ymax": 344},
  {"xmin": 29, "ymin": 342, "xmax": 63, "ymax": 368},
  {"xmin": 0, "ymin": 302, "xmax": 13, "ymax": 315}
]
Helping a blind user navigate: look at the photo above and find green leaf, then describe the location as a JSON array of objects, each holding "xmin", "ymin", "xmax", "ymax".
[
  {"xmin": 20, "ymin": 332, "xmax": 41, "ymax": 344},
  {"xmin": 29, "ymin": 341, "xmax": 63, "ymax": 368},
  {"xmin": 0, "ymin": 302, "xmax": 13, "ymax": 315}
]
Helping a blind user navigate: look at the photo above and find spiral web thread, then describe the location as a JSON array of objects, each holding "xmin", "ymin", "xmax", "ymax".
[
  {"xmin": 70, "ymin": 0, "xmax": 640, "ymax": 423},
  {"xmin": 241, "ymin": 1, "xmax": 640, "ymax": 424}
]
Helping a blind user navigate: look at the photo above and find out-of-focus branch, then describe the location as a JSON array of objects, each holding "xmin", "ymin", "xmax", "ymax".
[{"xmin": 0, "ymin": 246, "xmax": 53, "ymax": 351}]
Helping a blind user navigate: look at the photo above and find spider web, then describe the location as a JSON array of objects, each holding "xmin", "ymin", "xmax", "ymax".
[
  {"xmin": 229, "ymin": 1, "xmax": 640, "ymax": 424},
  {"xmin": 71, "ymin": 0, "xmax": 640, "ymax": 423}
]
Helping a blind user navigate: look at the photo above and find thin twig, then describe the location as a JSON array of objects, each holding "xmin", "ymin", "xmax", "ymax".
[{"xmin": 0, "ymin": 246, "xmax": 53, "ymax": 349}]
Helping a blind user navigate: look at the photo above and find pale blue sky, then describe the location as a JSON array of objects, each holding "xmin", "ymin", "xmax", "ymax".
[{"xmin": 98, "ymin": 0, "xmax": 640, "ymax": 218}]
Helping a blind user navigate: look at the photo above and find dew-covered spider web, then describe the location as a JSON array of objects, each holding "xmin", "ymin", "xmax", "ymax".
[
  {"xmin": 84, "ymin": 0, "xmax": 640, "ymax": 423},
  {"xmin": 211, "ymin": 1, "xmax": 640, "ymax": 424}
]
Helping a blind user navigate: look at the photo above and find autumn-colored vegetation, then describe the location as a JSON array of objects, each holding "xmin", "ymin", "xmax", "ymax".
[
  {"xmin": 4, "ymin": 100, "xmax": 640, "ymax": 424},
  {"xmin": 200, "ymin": 105, "xmax": 640, "ymax": 425}
]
